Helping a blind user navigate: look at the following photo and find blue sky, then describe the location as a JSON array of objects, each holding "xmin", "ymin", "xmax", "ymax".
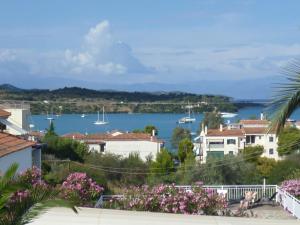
[{"xmin": 1, "ymin": 0, "xmax": 300, "ymax": 98}]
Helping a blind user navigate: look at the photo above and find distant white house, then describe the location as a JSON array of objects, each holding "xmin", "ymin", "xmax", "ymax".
[
  {"xmin": 0, "ymin": 132, "xmax": 41, "ymax": 174},
  {"xmin": 196, "ymin": 116, "xmax": 280, "ymax": 163},
  {"xmin": 63, "ymin": 131, "xmax": 163, "ymax": 161}
]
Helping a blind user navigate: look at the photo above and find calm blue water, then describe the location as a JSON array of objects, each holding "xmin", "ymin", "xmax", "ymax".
[{"xmin": 31, "ymin": 106, "xmax": 300, "ymax": 148}]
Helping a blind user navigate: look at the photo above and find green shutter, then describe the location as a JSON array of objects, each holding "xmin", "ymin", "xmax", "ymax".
[{"xmin": 207, "ymin": 151, "xmax": 224, "ymax": 159}]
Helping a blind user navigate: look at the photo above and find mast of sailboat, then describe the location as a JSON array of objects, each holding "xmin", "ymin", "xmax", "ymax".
[{"xmin": 102, "ymin": 107, "xmax": 105, "ymax": 122}]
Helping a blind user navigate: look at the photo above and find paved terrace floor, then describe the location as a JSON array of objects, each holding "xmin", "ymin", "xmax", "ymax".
[{"xmin": 29, "ymin": 208, "xmax": 299, "ymax": 225}]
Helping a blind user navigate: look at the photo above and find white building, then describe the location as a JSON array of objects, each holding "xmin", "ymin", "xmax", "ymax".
[
  {"xmin": 0, "ymin": 104, "xmax": 31, "ymax": 135},
  {"xmin": 197, "ymin": 118, "xmax": 280, "ymax": 163},
  {"xmin": 63, "ymin": 131, "xmax": 163, "ymax": 161},
  {"xmin": 0, "ymin": 132, "xmax": 41, "ymax": 174}
]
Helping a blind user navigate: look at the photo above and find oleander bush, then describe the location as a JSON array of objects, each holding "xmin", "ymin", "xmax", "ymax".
[
  {"xmin": 104, "ymin": 183, "xmax": 227, "ymax": 215},
  {"xmin": 61, "ymin": 172, "xmax": 104, "ymax": 206},
  {"xmin": 281, "ymin": 179, "xmax": 300, "ymax": 199}
]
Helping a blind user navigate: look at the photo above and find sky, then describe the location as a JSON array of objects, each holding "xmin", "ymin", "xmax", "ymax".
[{"xmin": 1, "ymin": 0, "xmax": 300, "ymax": 98}]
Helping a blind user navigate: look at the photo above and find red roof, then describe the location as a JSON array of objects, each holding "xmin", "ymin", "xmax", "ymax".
[
  {"xmin": 0, "ymin": 132, "xmax": 35, "ymax": 157},
  {"xmin": 63, "ymin": 132, "xmax": 162, "ymax": 143},
  {"xmin": 207, "ymin": 129, "xmax": 244, "ymax": 137},
  {"xmin": 0, "ymin": 109, "xmax": 11, "ymax": 118},
  {"xmin": 240, "ymin": 120, "xmax": 269, "ymax": 125}
]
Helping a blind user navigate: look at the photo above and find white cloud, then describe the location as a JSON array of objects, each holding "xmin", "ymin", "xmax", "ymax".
[
  {"xmin": 63, "ymin": 20, "xmax": 150, "ymax": 76},
  {"xmin": 0, "ymin": 20, "xmax": 151, "ymax": 80}
]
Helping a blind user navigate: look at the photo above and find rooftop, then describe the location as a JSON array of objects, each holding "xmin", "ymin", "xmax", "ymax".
[
  {"xmin": 240, "ymin": 120, "xmax": 269, "ymax": 125},
  {"xmin": 0, "ymin": 132, "xmax": 35, "ymax": 157},
  {"xmin": 63, "ymin": 131, "xmax": 163, "ymax": 143},
  {"xmin": 28, "ymin": 208, "xmax": 298, "ymax": 225}
]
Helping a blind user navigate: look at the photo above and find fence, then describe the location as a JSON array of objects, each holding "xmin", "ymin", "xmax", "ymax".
[
  {"xmin": 176, "ymin": 185, "xmax": 277, "ymax": 201},
  {"xmin": 276, "ymin": 186, "xmax": 300, "ymax": 219}
]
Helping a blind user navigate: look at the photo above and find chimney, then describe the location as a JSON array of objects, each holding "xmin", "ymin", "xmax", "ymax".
[
  {"xmin": 204, "ymin": 126, "xmax": 208, "ymax": 135},
  {"xmin": 152, "ymin": 129, "xmax": 156, "ymax": 137},
  {"xmin": 260, "ymin": 112, "xmax": 264, "ymax": 120},
  {"xmin": 220, "ymin": 124, "xmax": 223, "ymax": 132}
]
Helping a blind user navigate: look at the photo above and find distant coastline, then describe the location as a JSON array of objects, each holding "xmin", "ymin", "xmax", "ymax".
[{"xmin": 0, "ymin": 84, "xmax": 264, "ymax": 114}]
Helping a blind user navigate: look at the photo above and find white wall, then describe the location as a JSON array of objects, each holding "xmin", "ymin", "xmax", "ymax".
[
  {"xmin": 87, "ymin": 141, "xmax": 161, "ymax": 161},
  {"xmin": 4, "ymin": 108, "xmax": 30, "ymax": 135},
  {"xmin": 0, "ymin": 147, "xmax": 32, "ymax": 174}
]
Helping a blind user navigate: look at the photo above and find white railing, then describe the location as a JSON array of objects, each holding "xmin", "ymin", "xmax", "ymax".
[
  {"xmin": 276, "ymin": 186, "xmax": 300, "ymax": 219},
  {"xmin": 176, "ymin": 185, "xmax": 277, "ymax": 201}
]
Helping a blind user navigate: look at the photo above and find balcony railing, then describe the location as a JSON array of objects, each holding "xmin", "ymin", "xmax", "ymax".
[{"xmin": 209, "ymin": 144, "xmax": 224, "ymax": 149}]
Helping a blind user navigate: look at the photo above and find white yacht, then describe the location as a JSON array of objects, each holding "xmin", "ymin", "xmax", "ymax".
[
  {"xmin": 94, "ymin": 107, "xmax": 109, "ymax": 125},
  {"xmin": 178, "ymin": 104, "xmax": 196, "ymax": 124},
  {"xmin": 220, "ymin": 112, "xmax": 238, "ymax": 118}
]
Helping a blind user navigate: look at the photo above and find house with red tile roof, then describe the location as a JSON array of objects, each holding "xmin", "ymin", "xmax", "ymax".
[
  {"xmin": 197, "ymin": 116, "xmax": 279, "ymax": 163},
  {"xmin": 0, "ymin": 132, "xmax": 41, "ymax": 174},
  {"xmin": 62, "ymin": 131, "xmax": 163, "ymax": 160}
]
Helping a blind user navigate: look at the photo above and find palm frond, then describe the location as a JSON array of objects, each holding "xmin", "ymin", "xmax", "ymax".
[
  {"xmin": 0, "ymin": 163, "xmax": 18, "ymax": 190},
  {"xmin": 0, "ymin": 185, "xmax": 77, "ymax": 225},
  {"xmin": 268, "ymin": 59, "xmax": 300, "ymax": 134}
]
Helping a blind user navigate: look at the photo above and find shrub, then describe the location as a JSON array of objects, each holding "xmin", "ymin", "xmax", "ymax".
[
  {"xmin": 281, "ymin": 179, "xmax": 300, "ymax": 198},
  {"xmin": 61, "ymin": 172, "xmax": 104, "ymax": 206},
  {"xmin": 104, "ymin": 184, "xmax": 227, "ymax": 215}
]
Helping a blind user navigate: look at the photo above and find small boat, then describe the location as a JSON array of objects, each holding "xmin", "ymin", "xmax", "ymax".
[
  {"xmin": 46, "ymin": 111, "xmax": 54, "ymax": 121},
  {"xmin": 178, "ymin": 104, "xmax": 196, "ymax": 124},
  {"xmin": 287, "ymin": 118, "xmax": 296, "ymax": 123},
  {"xmin": 220, "ymin": 112, "xmax": 238, "ymax": 118},
  {"xmin": 94, "ymin": 107, "xmax": 109, "ymax": 125},
  {"xmin": 81, "ymin": 114, "xmax": 86, "ymax": 118}
]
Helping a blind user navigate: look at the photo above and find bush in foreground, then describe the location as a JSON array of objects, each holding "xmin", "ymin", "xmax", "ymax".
[{"xmin": 104, "ymin": 184, "xmax": 227, "ymax": 215}]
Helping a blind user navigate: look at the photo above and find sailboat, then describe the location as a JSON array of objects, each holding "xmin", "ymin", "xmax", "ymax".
[
  {"xmin": 46, "ymin": 111, "xmax": 54, "ymax": 121},
  {"xmin": 94, "ymin": 107, "xmax": 109, "ymax": 125},
  {"xmin": 177, "ymin": 104, "xmax": 196, "ymax": 124}
]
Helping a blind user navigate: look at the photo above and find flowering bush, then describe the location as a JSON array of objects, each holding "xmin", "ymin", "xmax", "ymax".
[
  {"xmin": 61, "ymin": 172, "xmax": 104, "ymax": 206},
  {"xmin": 105, "ymin": 184, "xmax": 227, "ymax": 215},
  {"xmin": 19, "ymin": 166, "xmax": 47, "ymax": 187},
  {"xmin": 281, "ymin": 179, "xmax": 300, "ymax": 198}
]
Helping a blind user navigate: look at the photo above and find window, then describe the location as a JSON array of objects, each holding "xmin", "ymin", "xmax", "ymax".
[
  {"xmin": 269, "ymin": 136, "xmax": 274, "ymax": 142},
  {"xmin": 269, "ymin": 148, "xmax": 274, "ymax": 155},
  {"xmin": 227, "ymin": 139, "xmax": 236, "ymax": 145},
  {"xmin": 229, "ymin": 151, "xmax": 234, "ymax": 155},
  {"xmin": 100, "ymin": 144, "xmax": 106, "ymax": 153},
  {"xmin": 246, "ymin": 135, "xmax": 255, "ymax": 144}
]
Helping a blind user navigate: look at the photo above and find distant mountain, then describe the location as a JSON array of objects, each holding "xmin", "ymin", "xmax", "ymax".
[
  {"xmin": 0, "ymin": 84, "xmax": 23, "ymax": 92},
  {"xmin": 0, "ymin": 84, "xmax": 232, "ymax": 102},
  {"xmin": 0, "ymin": 74, "xmax": 283, "ymax": 99}
]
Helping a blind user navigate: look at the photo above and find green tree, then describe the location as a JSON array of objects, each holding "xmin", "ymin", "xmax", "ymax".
[
  {"xmin": 171, "ymin": 127, "xmax": 191, "ymax": 149},
  {"xmin": 202, "ymin": 112, "xmax": 223, "ymax": 129},
  {"xmin": 256, "ymin": 157, "xmax": 277, "ymax": 178},
  {"xmin": 148, "ymin": 148, "xmax": 175, "ymax": 184},
  {"xmin": 44, "ymin": 121, "xmax": 57, "ymax": 139},
  {"xmin": 178, "ymin": 138, "xmax": 194, "ymax": 163},
  {"xmin": 144, "ymin": 125, "xmax": 158, "ymax": 135},
  {"xmin": 241, "ymin": 145, "xmax": 264, "ymax": 162},
  {"xmin": 277, "ymin": 127, "xmax": 300, "ymax": 155}
]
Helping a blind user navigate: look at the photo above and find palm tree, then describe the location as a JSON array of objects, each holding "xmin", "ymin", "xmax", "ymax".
[
  {"xmin": 268, "ymin": 59, "xmax": 300, "ymax": 134},
  {"xmin": 0, "ymin": 164, "xmax": 77, "ymax": 225}
]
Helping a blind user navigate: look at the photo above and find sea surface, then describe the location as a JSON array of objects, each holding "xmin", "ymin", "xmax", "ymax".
[{"xmin": 31, "ymin": 106, "xmax": 300, "ymax": 149}]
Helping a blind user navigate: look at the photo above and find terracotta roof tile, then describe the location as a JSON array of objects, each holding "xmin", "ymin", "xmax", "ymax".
[
  {"xmin": 240, "ymin": 120, "xmax": 269, "ymax": 125},
  {"xmin": 207, "ymin": 129, "xmax": 244, "ymax": 137},
  {"xmin": 0, "ymin": 132, "xmax": 35, "ymax": 157}
]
